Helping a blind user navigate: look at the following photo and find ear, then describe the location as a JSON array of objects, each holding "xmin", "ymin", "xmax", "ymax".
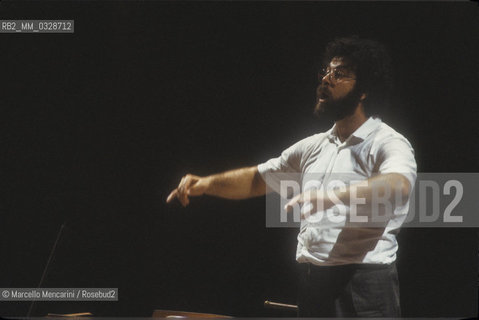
[{"xmin": 360, "ymin": 93, "xmax": 367, "ymax": 101}]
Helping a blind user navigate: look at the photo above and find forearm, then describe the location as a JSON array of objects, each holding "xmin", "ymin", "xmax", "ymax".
[
  {"xmin": 204, "ymin": 166, "xmax": 266, "ymax": 199},
  {"xmin": 286, "ymin": 173, "xmax": 412, "ymax": 214},
  {"xmin": 334, "ymin": 173, "xmax": 412, "ymax": 207}
]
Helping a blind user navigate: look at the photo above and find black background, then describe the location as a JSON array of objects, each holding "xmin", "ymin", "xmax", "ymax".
[{"xmin": 0, "ymin": 1, "xmax": 478, "ymax": 317}]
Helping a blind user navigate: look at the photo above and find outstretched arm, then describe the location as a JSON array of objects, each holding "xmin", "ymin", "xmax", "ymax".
[
  {"xmin": 166, "ymin": 166, "xmax": 267, "ymax": 207},
  {"xmin": 285, "ymin": 173, "xmax": 412, "ymax": 217}
]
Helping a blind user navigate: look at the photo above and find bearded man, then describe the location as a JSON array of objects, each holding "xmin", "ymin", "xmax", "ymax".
[{"xmin": 167, "ymin": 36, "xmax": 416, "ymax": 317}]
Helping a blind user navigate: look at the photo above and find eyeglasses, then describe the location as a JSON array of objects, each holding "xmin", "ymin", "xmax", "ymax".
[{"xmin": 318, "ymin": 67, "xmax": 356, "ymax": 82}]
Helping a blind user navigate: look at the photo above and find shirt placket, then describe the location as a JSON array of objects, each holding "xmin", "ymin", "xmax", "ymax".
[{"xmin": 323, "ymin": 137, "xmax": 349, "ymax": 184}]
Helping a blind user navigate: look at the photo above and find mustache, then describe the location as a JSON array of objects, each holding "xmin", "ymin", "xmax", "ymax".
[{"xmin": 317, "ymin": 86, "xmax": 330, "ymax": 97}]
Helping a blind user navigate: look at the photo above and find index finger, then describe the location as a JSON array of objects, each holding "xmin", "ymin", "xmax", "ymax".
[
  {"xmin": 284, "ymin": 194, "xmax": 302, "ymax": 211},
  {"xmin": 166, "ymin": 189, "xmax": 179, "ymax": 203}
]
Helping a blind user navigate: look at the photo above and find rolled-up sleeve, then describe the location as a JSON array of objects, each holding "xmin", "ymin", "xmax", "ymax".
[
  {"xmin": 257, "ymin": 139, "xmax": 306, "ymax": 194},
  {"xmin": 377, "ymin": 136, "xmax": 417, "ymax": 190}
]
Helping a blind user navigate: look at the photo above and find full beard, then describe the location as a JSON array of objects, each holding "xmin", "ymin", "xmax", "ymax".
[{"xmin": 314, "ymin": 85, "xmax": 363, "ymax": 121}]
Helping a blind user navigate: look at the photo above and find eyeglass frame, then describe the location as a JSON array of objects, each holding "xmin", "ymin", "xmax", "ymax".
[{"xmin": 318, "ymin": 66, "xmax": 357, "ymax": 83}]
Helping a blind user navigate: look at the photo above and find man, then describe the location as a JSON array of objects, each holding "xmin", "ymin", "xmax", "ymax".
[{"xmin": 167, "ymin": 36, "xmax": 416, "ymax": 317}]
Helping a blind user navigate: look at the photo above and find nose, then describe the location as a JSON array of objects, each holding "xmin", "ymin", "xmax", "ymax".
[{"xmin": 319, "ymin": 73, "xmax": 331, "ymax": 86}]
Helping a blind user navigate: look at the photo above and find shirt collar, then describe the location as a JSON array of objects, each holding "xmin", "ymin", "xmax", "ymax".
[{"xmin": 327, "ymin": 117, "xmax": 382, "ymax": 142}]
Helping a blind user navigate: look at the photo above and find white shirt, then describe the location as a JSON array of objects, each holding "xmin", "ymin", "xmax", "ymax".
[{"xmin": 258, "ymin": 117, "xmax": 417, "ymax": 265}]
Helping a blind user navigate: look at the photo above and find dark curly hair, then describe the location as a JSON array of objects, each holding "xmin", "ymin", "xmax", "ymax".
[{"xmin": 322, "ymin": 36, "xmax": 393, "ymax": 117}]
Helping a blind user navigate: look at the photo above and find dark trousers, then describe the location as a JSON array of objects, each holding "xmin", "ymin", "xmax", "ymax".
[{"xmin": 297, "ymin": 262, "xmax": 401, "ymax": 317}]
